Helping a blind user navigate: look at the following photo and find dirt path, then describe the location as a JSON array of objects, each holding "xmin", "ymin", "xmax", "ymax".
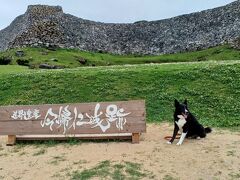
[{"xmin": 0, "ymin": 123, "xmax": 240, "ymax": 180}]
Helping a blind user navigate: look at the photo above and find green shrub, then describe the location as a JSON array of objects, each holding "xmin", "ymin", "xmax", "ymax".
[
  {"xmin": 0, "ymin": 56, "xmax": 12, "ymax": 65},
  {"xmin": 16, "ymin": 59, "xmax": 30, "ymax": 66}
]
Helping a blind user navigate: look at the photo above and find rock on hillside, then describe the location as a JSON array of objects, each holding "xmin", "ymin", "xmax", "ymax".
[{"xmin": 0, "ymin": 1, "xmax": 240, "ymax": 55}]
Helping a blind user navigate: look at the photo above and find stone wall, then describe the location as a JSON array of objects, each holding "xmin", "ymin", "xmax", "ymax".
[{"xmin": 0, "ymin": 1, "xmax": 240, "ymax": 55}]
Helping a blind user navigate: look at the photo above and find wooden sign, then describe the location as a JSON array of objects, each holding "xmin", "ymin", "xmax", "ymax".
[{"xmin": 0, "ymin": 100, "xmax": 146, "ymax": 145}]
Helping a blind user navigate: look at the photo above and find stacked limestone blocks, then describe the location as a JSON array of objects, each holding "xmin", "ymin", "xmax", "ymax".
[{"xmin": 1, "ymin": 2, "xmax": 240, "ymax": 55}]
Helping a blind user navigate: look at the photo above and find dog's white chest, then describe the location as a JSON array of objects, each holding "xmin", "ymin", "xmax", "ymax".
[{"xmin": 175, "ymin": 115, "xmax": 186, "ymax": 131}]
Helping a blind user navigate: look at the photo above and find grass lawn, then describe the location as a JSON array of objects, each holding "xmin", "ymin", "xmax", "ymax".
[
  {"xmin": 0, "ymin": 60, "xmax": 239, "ymax": 128},
  {"xmin": 0, "ymin": 45, "xmax": 239, "ymax": 68},
  {"xmin": 0, "ymin": 65, "xmax": 29, "ymax": 75}
]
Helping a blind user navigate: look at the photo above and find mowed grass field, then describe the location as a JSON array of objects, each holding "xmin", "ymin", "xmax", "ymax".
[
  {"xmin": 0, "ymin": 60, "xmax": 239, "ymax": 129},
  {"xmin": 1, "ymin": 45, "xmax": 240, "ymax": 67}
]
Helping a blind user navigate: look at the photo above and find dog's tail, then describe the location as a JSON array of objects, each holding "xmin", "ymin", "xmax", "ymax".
[{"xmin": 205, "ymin": 127, "xmax": 212, "ymax": 133}]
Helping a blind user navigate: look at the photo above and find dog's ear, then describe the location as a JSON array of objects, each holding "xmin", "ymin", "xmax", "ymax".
[
  {"xmin": 174, "ymin": 99, "xmax": 180, "ymax": 107},
  {"xmin": 184, "ymin": 99, "xmax": 188, "ymax": 106}
]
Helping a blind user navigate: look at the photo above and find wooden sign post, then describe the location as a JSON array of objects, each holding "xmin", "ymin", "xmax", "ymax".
[{"xmin": 0, "ymin": 100, "xmax": 146, "ymax": 145}]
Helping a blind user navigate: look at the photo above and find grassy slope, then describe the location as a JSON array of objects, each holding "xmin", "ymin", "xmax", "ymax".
[
  {"xmin": 0, "ymin": 65, "xmax": 29, "ymax": 75},
  {"xmin": 0, "ymin": 45, "xmax": 239, "ymax": 68},
  {"xmin": 0, "ymin": 61, "xmax": 239, "ymax": 128}
]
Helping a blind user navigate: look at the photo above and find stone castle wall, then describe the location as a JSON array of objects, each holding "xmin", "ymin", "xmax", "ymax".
[{"xmin": 0, "ymin": 1, "xmax": 240, "ymax": 55}]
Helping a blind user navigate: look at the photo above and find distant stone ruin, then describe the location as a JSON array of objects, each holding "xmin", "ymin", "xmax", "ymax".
[{"xmin": 0, "ymin": 1, "xmax": 240, "ymax": 55}]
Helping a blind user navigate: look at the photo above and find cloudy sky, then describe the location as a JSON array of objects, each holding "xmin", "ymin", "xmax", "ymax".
[{"xmin": 0, "ymin": 0, "xmax": 236, "ymax": 30}]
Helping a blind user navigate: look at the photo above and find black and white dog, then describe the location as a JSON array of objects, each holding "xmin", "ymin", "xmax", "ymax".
[{"xmin": 167, "ymin": 99, "xmax": 212, "ymax": 145}]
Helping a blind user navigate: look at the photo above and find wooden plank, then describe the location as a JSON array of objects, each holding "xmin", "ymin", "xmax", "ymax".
[
  {"xmin": 16, "ymin": 134, "xmax": 132, "ymax": 141},
  {"xmin": 0, "ymin": 100, "xmax": 145, "ymax": 121},
  {"xmin": 0, "ymin": 110, "xmax": 145, "ymax": 121},
  {"xmin": 0, "ymin": 100, "xmax": 145, "ymax": 110},
  {"xmin": 0, "ymin": 119, "xmax": 146, "ymax": 135},
  {"xmin": 132, "ymin": 133, "xmax": 140, "ymax": 144},
  {"xmin": 0, "ymin": 100, "xmax": 146, "ymax": 144},
  {"xmin": 7, "ymin": 135, "xmax": 16, "ymax": 146},
  {"xmin": 0, "ymin": 100, "xmax": 145, "ymax": 115}
]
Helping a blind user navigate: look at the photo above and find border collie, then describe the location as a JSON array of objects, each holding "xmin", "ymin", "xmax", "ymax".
[{"xmin": 167, "ymin": 99, "xmax": 211, "ymax": 145}]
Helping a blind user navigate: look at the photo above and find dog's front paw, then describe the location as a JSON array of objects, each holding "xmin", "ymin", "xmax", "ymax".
[
  {"xmin": 176, "ymin": 142, "xmax": 182, "ymax": 146},
  {"xmin": 167, "ymin": 141, "xmax": 172, "ymax": 145}
]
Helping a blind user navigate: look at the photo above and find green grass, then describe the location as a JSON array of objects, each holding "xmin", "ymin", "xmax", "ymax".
[
  {"xmin": 229, "ymin": 172, "xmax": 240, "ymax": 179},
  {"xmin": 33, "ymin": 148, "xmax": 46, "ymax": 156},
  {"xmin": 0, "ymin": 61, "xmax": 239, "ymax": 128},
  {"xmin": 71, "ymin": 161, "xmax": 151, "ymax": 180},
  {"xmin": 0, "ymin": 65, "xmax": 28, "ymax": 74},
  {"xmin": 49, "ymin": 155, "xmax": 66, "ymax": 165},
  {"xmin": 0, "ymin": 45, "xmax": 239, "ymax": 68},
  {"xmin": 163, "ymin": 175, "xmax": 179, "ymax": 180},
  {"xmin": 17, "ymin": 140, "xmax": 59, "ymax": 148}
]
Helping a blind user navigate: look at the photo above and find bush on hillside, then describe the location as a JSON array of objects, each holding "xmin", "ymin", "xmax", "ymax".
[
  {"xmin": 16, "ymin": 59, "xmax": 30, "ymax": 66},
  {"xmin": 0, "ymin": 56, "xmax": 12, "ymax": 65}
]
